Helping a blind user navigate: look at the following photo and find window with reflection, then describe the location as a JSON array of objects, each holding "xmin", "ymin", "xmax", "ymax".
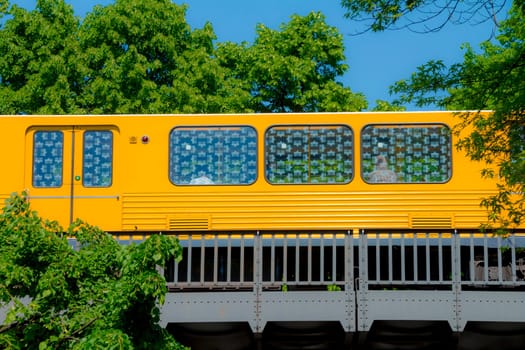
[
  {"xmin": 361, "ymin": 124, "xmax": 452, "ymax": 183},
  {"xmin": 83, "ymin": 130, "xmax": 113, "ymax": 187},
  {"xmin": 265, "ymin": 125, "xmax": 353, "ymax": 184},
  {"xmin": 169, "ymin": 126, "xmax": 257, "ymax": 185},
  {"xmin": 33, "ymin": 131, "xmax": 64, "ymax": 188}
]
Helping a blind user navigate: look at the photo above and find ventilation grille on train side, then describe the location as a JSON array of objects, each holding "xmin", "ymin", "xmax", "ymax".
[
  {"xmin": 168, "ymin": 215, "xmax": 210, "ymax": 231},
  {"xmin": 410, "ymin": 216, "xmax": 453, "ymax": 229}
]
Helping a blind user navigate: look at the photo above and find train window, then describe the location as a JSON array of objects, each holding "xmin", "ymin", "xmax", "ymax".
[
  {"xmin": 361, "ymin": 124, "xmax": 452, "ymax": 183},
  {"xmin": 83, "ymin": 130, "xmax": 113, "ymax": 187},
  {"xmin": 265, "ymin": 125, "xmax": 353, "ymax": 184},
  {"xmin": 33, "ymin": 131, "xmax": 64, "ymax": 188},
  {"xmin": 169, "ymin": 126, "xmax": 257, "ymax": 185}
]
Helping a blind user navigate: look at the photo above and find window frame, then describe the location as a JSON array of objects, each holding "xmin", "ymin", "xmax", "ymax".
[
  {"xmin": 82, "ymin": 130, "xmax": 114, "ymax": 188},
  {"xmin": 360, "ymin": 123, "xmax": 453, "ymax": 184},
  {"xmin": 32, "ymin": 130, "xmax": 64, "ymax": 188},
  {"xmin": 264, "ymin": 124, "xmax": 354, "ymax": 185},
  {"xmin": 169, "ymin": 125, "xmax": 258, "ymax": 186}
]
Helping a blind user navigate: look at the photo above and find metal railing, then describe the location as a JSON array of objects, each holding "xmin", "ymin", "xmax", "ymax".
[
  {"xmin": 164, "ymin": 231, "xmax": 355, "ymax": 291},
  {"xmin": 146, "ymin": 229, "xmax": 525, "ymax": 332},
  {"xmin": 459, "ymin": 232, "xmax": 525, "ymax": 286},
  {"xmin": 259, "ymin": 232, "xmax": 353, "ymax": 290},
  {"xmin": 5, "ymin": 230, "xmax": 525, "ymax": 332},
  {"xmin": 164, "ymin": 230, "xmax": 525, "ymax": 290},
  {"xmin": 359, "ymin": 231, "xmax": 455, "ymax": 287}
]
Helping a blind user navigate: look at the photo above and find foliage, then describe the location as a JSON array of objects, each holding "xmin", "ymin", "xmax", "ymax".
[
  {"xmin": 77, "ymin": 0, "xmax": 245, "ymax": 114},
  {"xmin": 340, "ymin": 0, "xmax": 509, "ymax": 33},
  {"xmin": 326, "ymin": 284, "xmax": 342, "ymax": 291},
  {"xmin": 384, "ymin": 2, "xmax": 525, "ymax": 230},
  {"xmin": 0, "ymin": 0, "xmax": 366, "ymax": 114},
  {"xmin": 0, "ymin": 193, "xmax": 187, "ymax": 349},
  {"xmin": 0, "ymin": 0, "xmax": 7, "ymax": 16},
  {"xmin": 0, "ymin": 0, "xmax": 82, "ymax": 114},
  {"xmin": 216, "ymin": 12, "xmax": 367, "ymax": 112},
  {"xmin": 370, "ymin": 99, "xmax": 406, "ymax": 111}
]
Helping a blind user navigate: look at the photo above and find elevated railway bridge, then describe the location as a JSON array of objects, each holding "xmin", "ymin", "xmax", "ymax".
[
  {"xmin": 3, "ymin": 229, "xmax": 525, "ymax": 348},
  {"xmin": 154, "ymin": 229, "xmax": 525, "ymax": 330},
  {"xmin": 161, "ymin": 229, "xmax": 525, "ymax": 348}
]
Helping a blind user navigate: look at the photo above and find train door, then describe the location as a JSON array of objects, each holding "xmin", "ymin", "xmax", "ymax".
[{"xmin": 25, "ymin": 126, "xmax": 120, "ymax": 231}]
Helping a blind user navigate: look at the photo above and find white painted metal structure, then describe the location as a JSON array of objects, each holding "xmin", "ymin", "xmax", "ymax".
[
  {"xmin": 158, "ymin": 230, "xmax": 525, "ymax": 333},
  {"xmin": 2, "ymin": 230, "xmax": 525, "ymax": 333}
]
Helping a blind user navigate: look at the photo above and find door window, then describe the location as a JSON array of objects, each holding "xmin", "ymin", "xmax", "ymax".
[
  {"xmin": 32, "ymin": 131, "xmax": 64, "ymax": 188},
  {"xmin": 82, "ymin": 130, "xmax": 113, "ymax": 187}
]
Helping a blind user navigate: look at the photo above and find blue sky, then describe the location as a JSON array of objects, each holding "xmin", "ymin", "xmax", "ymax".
[{"xmin": 9, "ymin": 0, "xmax": 504, "ymax": 110}]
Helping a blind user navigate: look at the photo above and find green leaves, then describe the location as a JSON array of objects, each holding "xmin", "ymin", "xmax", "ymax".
[
  {"xmin": 0, "ymin": 0, "xmax": 82, "ymax": 114},
  {"xmin": 0, "ymin": 1, "xmax": 365, "ymax": 114},
  {"xmin": 216, "ymin": 12, "xmax": 367, "ymax": 112},
  {"xmin": 0, "ymin": 193, "xmax": 186, "ymax": 349},
  {"xmin": 382, "ymin": 2, "xmax": 525, "ymax": 230},
  {"xmin": 341, "ymin": 0, "xmax": 508, "ymax": 33},
  {"xmin": 341, "ymin": 0, "xmax": 420, "ymax": 31}
]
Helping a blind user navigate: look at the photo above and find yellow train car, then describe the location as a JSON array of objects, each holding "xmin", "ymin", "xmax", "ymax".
[{"xmin": 0, "ymin": 111, "xmax": 500, "ymax": 232}]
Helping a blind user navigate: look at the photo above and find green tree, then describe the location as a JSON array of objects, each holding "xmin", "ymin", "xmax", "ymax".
[
  {"xmin": 371, "ymin": 99, "xmax": 406, "ymax": 111},
  {"xmin": 78, "ymin": 0, "xmax": 249, "ymax": 114},
  {"xmin": 342, "ymin": 1, "xmax": 525, "ymax": 229},
  {"xmin": 392, "ymin": 4, "xmax": 525, "ymax": 230},
  {"xmin": 0, "ymin": 0, "xmax": 8, "ymax": 19},
  {"xmin": 217, "ymin": 12, "xmax": 367, "ymax": 112},
  {"xmin": 0, "ymin": 0, "xmax": 250, "ymax": 114},
  {"xmin": 340, "ymin": 0, "xmax": 509, "ymax": 33},
  {"xmin": 1, "ymin": 1, "xmax": 365, "ymax": 114},
  {"xmin": 0, "ymin": 0, "xmax": 83, "ymax": 114},
  {"xmin": 0, "ymin": 193, "xmax": 187, "ymax": 349}
]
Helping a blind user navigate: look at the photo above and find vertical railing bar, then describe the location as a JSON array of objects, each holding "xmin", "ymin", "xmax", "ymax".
[
  {"xmin": 255, "ymin": 231, "xmax": 262, "ymax": 294},
  {"xmin": 349, "ymin": 231, "xmax": 354, "ymax": 289},
  {"xmin": 451, "ymin": 231, "xmax": 455, "ymax": 283},
  {"xmin": 438, "ymin": 232, "xmax": 443, "ymax": 282},
  {"xmin": 413, "ymin": 232, "xmax": 418, "ymax": 283},
  {"xmin": 320, "ymin": 233, "xmax": 325, "ymax": 282},
  {"xmin": 497, "ymin": 235, "xmax": 503, "ymax": 282},
  {"xmin": 376, "ymin": 233, "xmax": 380, "ymax": 282},
  {"xmin": 295, "ymin": 233, "xmax": 300, "ymax": 283},
  {"xmin": 173, "ymin": 247, "xmax": 179, "ymax": 283},
  {"xmin": 213, "ymin": 235, "xmax": 219, "ymax": 284},
  {"xmin": 451, "ymin": 231, "xmax": 457, "ymax": 287},
  {"xmin": 451, "ymin": 231, "xmax": 456, "ymax": 285},
  {"xmin": 359, "ymin": 230, "xmax": 369, "ymax": 332},
  {"xmin": 308, "ymin": 233, "xmax": 312, "ymax": 283},
  {"xmin": 187, "ymin": 235, "xmax": 192, "ymax": 284},
  {"xmin": 452, "ymin": 229, "xmax": 462, "ymax": 317},
  {"xmin": 454, "ymin": 230, "xmax": 462, "ymax": 286},
  {"xmin": 283, "ymin": 235, "xmax": 288, "ymax": 283},
  {"xmin": 227, "ymin": 233, "xmax": 232, "ymax": 283},
  {"xmin": 470, "ymin": 233, "xmax": 475, "ymax": 282},
  {"xmin": 240, "ymin": 234, "xmax": 245, "ymax": 284},
  {"xmin": 333, "ymin": 233, "xmax": 338, "ymax": 283},
  {"xmin": 255, "ymin": 232, "xmax": 259, "ymax": 286},
  {"xmin": 425, "ymin": 232, "xmax": 430, "ymax": 282},
  {"xmin": 401, "ymin": 232, "xmax": 406, "ymax": 283},
  {"xmin": 200, "ymin": 234, "xmax": 205, "ymax": 285},
  {"xmin": 344, "ymin": 232, "xmax": 350, "ymax": 290},
  {"xmin": 484, "ymin": 234, "xmax": 489, "ymax": 281},
  {"xmin": 271, "ymin": 234, "xmax": 275, "ymax": 283},
  {"xmin": 511, "ymin": 234, "xmax": 517, "ymax": 283},
  {"xmin": 388, "ymin": 232, "xmax": 393, "ymax": 283}
]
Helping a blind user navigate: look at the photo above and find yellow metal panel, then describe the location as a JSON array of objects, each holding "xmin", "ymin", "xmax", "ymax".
[
  {"xmin": 0, "ymin": 111, "xmax": 517, "ymax": 233},
  {"xmin": 168, "ymin": 215, "xmax": 211, "ymax": 231}
]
